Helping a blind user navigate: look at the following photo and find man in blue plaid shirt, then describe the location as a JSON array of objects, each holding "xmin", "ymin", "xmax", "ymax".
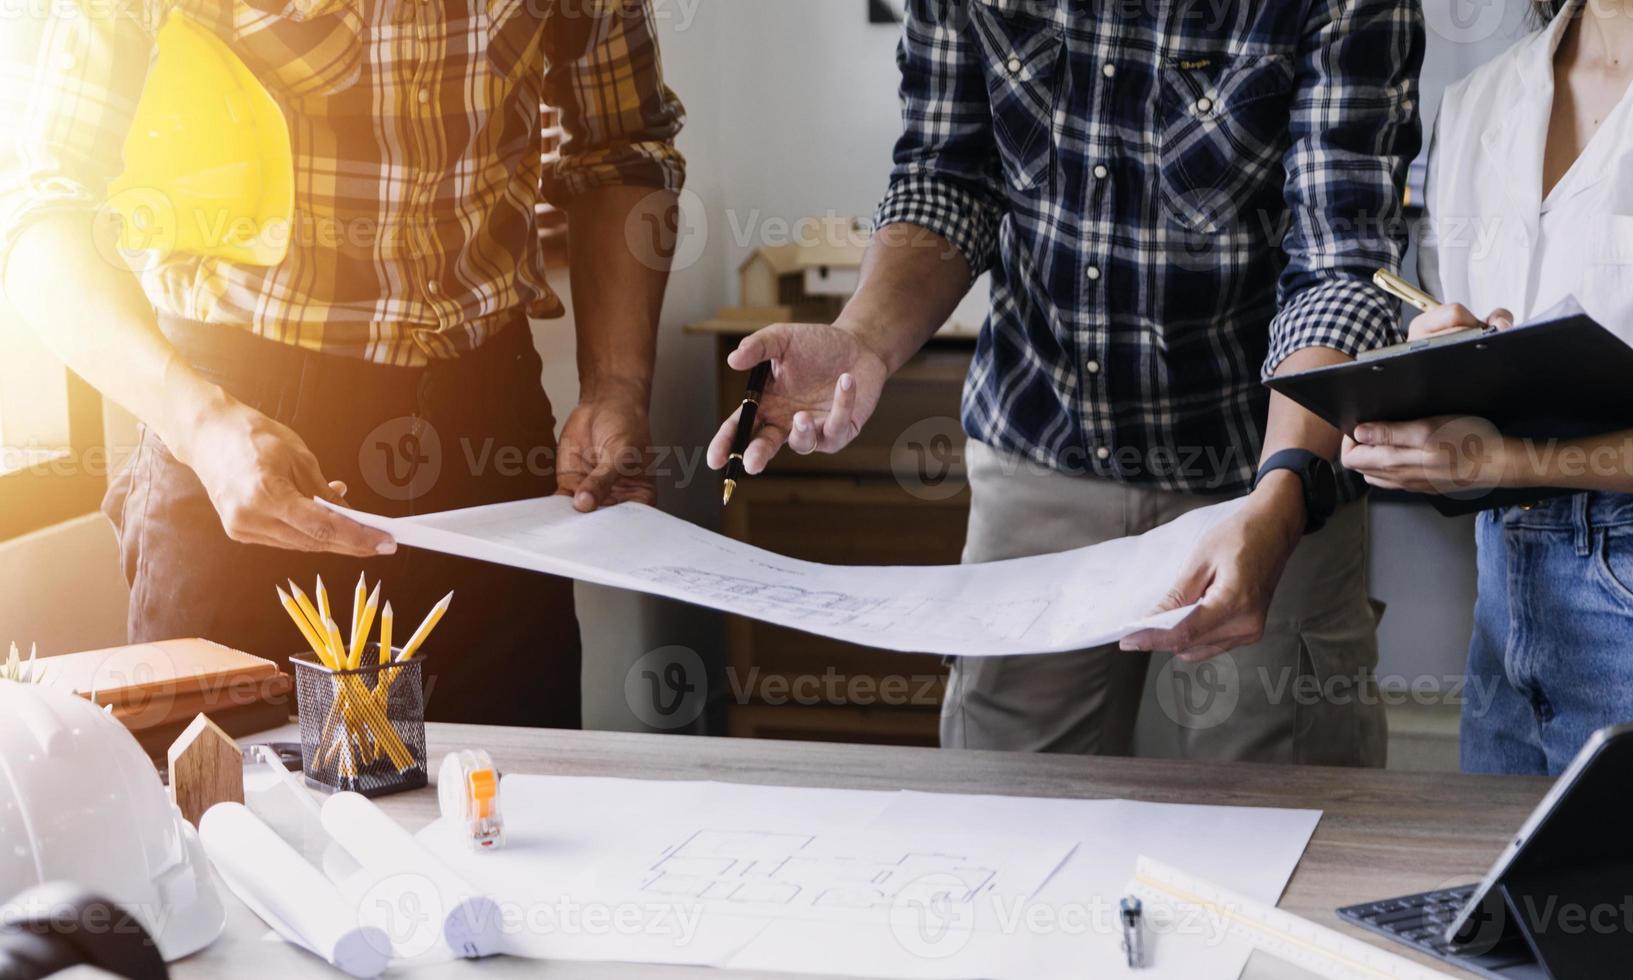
[{"xmin": 710, "ymin": 0, "xmax": 1423, "ymax": 766}]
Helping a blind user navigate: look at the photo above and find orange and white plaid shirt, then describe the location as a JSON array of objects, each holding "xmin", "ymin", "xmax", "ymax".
[{"xmin": 0, "ymin": 0, "xmax": 686, "ymax": 365}]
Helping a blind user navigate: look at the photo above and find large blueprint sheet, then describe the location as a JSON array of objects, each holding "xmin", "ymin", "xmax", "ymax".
[{"xmin": 329, "ymin": 495, "xmax": 1244, "ymax": 656}]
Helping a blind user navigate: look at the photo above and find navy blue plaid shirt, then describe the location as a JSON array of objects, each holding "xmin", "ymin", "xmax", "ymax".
[{"xmin": 875, "ymin": 0, "xmax": 1423, "ymax": 496}]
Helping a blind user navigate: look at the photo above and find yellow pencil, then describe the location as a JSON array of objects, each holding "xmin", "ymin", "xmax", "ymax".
[
  {"xmin": 379, "ymin": 601, "xmax": 394, "ymax": 667},
  {"xmin": 288, "ymin": 582, "xmax": 325, "ymax": 639},
  {"xmin": 316, "ymin": 575, "xmax": 333, "ymax": 638},
  {"xmin": 323, "ymin": 616, "xmax": 345, "ymax": 671},
  {"xmin": 278, "ymin": 587, "xmax": 333, "ymax": 666},
  {"xmin": 349, "ymin": 573, "xmax": 367, "ymax": 655},
  {"xmin": 399, "ymin": 591, "xmax": 453, "ymax": 662},
  {"xmin": 349, "ymin": 582, "xmax": 381, "ymax": 670}
]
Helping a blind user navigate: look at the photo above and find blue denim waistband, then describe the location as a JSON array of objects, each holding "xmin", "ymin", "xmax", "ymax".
[{"xmin": 1495, "ymin": 492, "xmax": 1633, "ymax": 533}]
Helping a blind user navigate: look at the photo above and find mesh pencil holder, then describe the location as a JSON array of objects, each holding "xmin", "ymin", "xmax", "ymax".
[{"xmin": 292, "ymin": 646, "xmax": 428, "ymax": 798}]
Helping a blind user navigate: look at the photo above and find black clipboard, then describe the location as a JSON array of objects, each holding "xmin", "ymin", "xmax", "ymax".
[{"xmin": 1267, "ymin": 309, "xmax": 1633, "ymax": 516}]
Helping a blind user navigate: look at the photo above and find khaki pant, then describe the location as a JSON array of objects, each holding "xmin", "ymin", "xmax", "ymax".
[{"xmin": 941, "ymin": 441, "xmax": 1386, "ymax": 767}]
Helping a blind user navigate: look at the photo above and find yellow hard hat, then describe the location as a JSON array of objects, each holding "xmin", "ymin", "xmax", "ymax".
[{"xmin": 107, "ymin": 12, "xmax": 293, "ymax": 266}]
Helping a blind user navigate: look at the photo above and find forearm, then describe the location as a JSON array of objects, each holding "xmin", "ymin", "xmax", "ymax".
[
  {"xmin": 2, "ymin": 212, "xmax": 228, "ymax": 461},
  {"xmin": 1253, "ymin": 347, "xmax": 1353, "ymax": 542},
  {"xmin": 1512, "ymin": 430, "xmax": 1633, "ymax": 493},
  {"xmin": 565, "ymin": 185, "xmax": 674, "ymax": 404},
  {"xmin": 836, "ymin": 222, "xmax": 972, "ymax": 375}
]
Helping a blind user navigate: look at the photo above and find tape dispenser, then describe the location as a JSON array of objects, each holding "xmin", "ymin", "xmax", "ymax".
[{"xmin": 437, "ymin": 749, "xmax": 504, "ymax": 850}]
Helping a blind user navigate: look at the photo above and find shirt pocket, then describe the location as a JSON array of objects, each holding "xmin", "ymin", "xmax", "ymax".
[
  {"xmin": 968, "ymin": 2, "xmax": 1064, "ymax": 194},
  {"xmin": 1156, "ymin": 54, "xmax": 1295, "ymax": 234},
  {"xmin": 486, "ymin": 0, "xmax": 545, "ymax": 79}
]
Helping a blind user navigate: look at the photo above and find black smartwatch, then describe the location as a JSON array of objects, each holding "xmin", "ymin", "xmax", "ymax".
[{"xmin": 1255, "ymin": 449, "xmax": 1337, "ymax": 535}]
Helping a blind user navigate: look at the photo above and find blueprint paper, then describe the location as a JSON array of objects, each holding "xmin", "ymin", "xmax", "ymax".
[
  {"xmin": 325, "ymin": 494, "xmax": 1245, "ymax": 656},
  {"xmin": 416, "ymin": 775, "xmax": 1321, "ymax": 979}
]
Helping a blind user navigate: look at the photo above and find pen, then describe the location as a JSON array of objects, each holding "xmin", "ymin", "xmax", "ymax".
[
  {"xmin": 1121, "ymin": 896, "xmax": 1145, "ymax": 969},
  {"xmin": 722, "ymin": 360, "xmax": 773, "ymax": 506},
  {"xmin": 1372, "ymin": 268, "xmax": 1440, "ymax": 313}
]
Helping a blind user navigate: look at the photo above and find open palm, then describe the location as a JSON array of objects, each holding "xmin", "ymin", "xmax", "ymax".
[{"xmin": 706, "ymin": 322, "xmax": 890, "ymax": 475}]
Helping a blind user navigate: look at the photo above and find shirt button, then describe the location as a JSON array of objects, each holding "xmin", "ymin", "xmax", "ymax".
[
  {"xmin": 1086, "ymin": 360, "xmax": 1101, "ymax": 375},
  {"xmin": 1085, "ymin": 265, "xmax": 1101, "ymax": 281},
  {"xmin": 1196, "ymin": 97, "xmax": 1214, "ymax": 114},
  {"xmin": 1093, "ymin": 164, "xmax": 1109, "ymax": 180},
  {"xmin": 1096, "ymin": 447, "xmax": 1112, "ymax": 462},
  {"xmin": 53, "ymin": 52, "xmax": 75, "ymax": 71},
  {"xmin": 427, "ymin": 280, "xmax": 441, "ymax": 295},
  {"xmin": 1007, "ymin": 55, "xmax": 1023, "ymax": 75},
  {"xmin": 1102, "ymin": 63, "xmax": 1117, "ymax": 78},
  {"xmin": 418, "ymin": 88, "xmax": 431, "ymax": 104}
]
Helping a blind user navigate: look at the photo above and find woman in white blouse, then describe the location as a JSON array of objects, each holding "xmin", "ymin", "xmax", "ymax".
[{"xmin": 1344, "ymin": 0, "xmax": 1633, "ymax": 776}]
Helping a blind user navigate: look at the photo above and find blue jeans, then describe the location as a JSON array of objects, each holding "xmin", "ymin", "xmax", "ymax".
[{"xmin": 1463, "ymin": 492, "xmax": 1633, "ymax": 775}]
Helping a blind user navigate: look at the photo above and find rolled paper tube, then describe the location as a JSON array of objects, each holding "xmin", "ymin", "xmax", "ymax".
[{"xmin": 200, "ymin": 803, "xmax": 392, "ymax": 978}]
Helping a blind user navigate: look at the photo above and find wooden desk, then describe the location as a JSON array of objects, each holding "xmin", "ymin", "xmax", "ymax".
[{"xmin": 177, "ymin": 726, "xmax": 1550, "ymax": 979}]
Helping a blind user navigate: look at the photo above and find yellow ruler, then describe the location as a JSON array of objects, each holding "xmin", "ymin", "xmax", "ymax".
[{"xmin": 1127, "ymin": 857, "xmax": 1455, "ymax": 980}]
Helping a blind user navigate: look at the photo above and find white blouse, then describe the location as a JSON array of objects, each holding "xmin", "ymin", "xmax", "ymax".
[{"xmin": 1422, "ymin": 8, "xmax": 1633, "ymax": 338}]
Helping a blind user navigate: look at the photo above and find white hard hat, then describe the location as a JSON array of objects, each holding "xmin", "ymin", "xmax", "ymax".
[{"xmin": 0, "ymin": 681, "xmax": 225, "ymax": 960}]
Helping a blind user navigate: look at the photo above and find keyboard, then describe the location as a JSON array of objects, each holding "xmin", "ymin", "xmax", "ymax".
[{"xmin": 1338, "ymin": 886, "xmax": 1544, "ymax": 980}]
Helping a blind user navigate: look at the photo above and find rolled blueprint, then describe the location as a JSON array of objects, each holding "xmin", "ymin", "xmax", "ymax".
[
  {"xmin": 321, "ymin": 791, "xmax": 505, "ymax": 958},
  {"xmin": 199, "ymin": 803, "xmax": 391, "ymax": 978}
]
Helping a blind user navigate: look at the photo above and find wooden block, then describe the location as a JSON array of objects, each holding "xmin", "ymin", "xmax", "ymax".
[{"xmin": 167, "ymin": 714, "xmax": 244, "ymax": 827}]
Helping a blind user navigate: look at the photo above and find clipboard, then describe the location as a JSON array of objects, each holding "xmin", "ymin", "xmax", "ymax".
[{"xmin": 1267, "ymin": 302, "xmax": 1633, "ymax": 516}]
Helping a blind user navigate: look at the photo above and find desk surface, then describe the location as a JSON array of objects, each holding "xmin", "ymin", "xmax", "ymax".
[{"xmin": 176, "ymin": 726, "xmax": 1550, "ymax": 979}]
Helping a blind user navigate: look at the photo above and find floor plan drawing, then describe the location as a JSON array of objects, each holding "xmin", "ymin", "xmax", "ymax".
[
  {"xmin": 333, "ymin": 493, "xmax": 1246, "ymax": 656},
  {"xmin": 639, "ymin": 829, "xmax": 1001, "ymax": 915}
]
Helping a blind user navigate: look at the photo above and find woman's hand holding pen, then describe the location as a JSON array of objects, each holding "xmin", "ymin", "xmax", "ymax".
[
  {"xmin": 1344, "ymin": 288, "xmax": 1523, "ymax": 496},
  {"xmin": 1407, "ymin": 303, "xmax": 1515, "ymax": 339},
  {"xmin": 706, "ymin": 322, "xmax": 890, "ymax": 475}
]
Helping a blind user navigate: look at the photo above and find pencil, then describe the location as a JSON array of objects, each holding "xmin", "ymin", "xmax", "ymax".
[
  {"xmin": 349, "ymin": 573, "xmax": 367, "ymax": 655},
  {"xmin": 379, "ymin": 601, "xmax": 394, "ymax": 666},
  {"xmin": 722, "ymin": 361, "xmax": 773, "ymax": 506},
  {"xmin": 399, "ymin": 591, "xmax": 453, "ymax": 662},
  {"xmin": 349, "ymin": 582, "xmax": 381, "ymax": 670},
  {"xmin": 288, "ymin": 582, "xmax": 325, "ymax": 640},
  {"xmin": 278, "ymin": 587, "xmax": 334, "ymax": 667},
  {"xmin": 316, "ymin": 575, "xmax": 334, "ymax": 653},
  {"xmin": 323, "ymin": 617, "xmax": 345, "ymax": 670}
]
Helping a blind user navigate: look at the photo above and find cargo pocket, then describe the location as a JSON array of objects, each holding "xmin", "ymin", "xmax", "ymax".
[
  {"xmin": 1156, "ymin": 54, "xmax": 1294, "ymax": 234},
  {"xmin": 1293, "ymin": 624, "xmax": 1386, "ymax": 768},
  {"xmin": 969, "ymin": 2, "xmax": 1063, "ymax": 194}
]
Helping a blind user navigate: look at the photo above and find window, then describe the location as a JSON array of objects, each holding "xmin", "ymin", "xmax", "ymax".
[
  {"xmin": 0, "ymin": 312, "xmax": 107, "ymax": 541},
  {"xmin": 538, "ymin": 104, "xmax": 570, "ymax": 268}
]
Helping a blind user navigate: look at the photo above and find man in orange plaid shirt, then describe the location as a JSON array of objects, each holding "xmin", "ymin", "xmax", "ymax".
[{"xmin": 0, "ymin": 0, "xmax": 687, "ymax": 727}]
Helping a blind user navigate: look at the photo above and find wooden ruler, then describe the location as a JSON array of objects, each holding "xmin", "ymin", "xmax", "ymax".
[{"xmin": 1127, "ymin": 857, "xmax": 1455, "ymax": 980}]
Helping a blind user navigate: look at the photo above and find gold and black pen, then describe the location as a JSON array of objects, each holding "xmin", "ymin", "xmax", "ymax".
[
  {"xmin": 1373, "ymin": 268, "xmax": 1439, "ymax": 313},
  {"xmin": 722, "ymin": 361, "xmax": 773, "ymax": 506}
]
